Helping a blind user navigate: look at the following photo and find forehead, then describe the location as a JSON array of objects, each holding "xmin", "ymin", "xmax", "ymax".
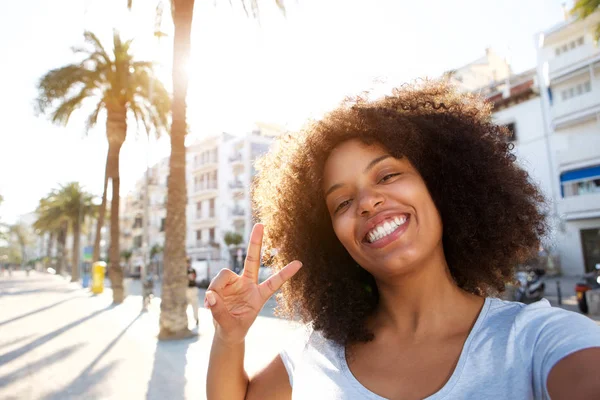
[{"xmin": 323, "ymin": 140, "xmax": 390, "ymax": 183}]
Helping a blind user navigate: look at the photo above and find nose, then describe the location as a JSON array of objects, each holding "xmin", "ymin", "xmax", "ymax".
[{"xmin": 357, "ymin": 189, "xmax": 384, "ymax": 216}]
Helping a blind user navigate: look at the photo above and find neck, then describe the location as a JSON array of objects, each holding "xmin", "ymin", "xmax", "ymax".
[{"xmin": 372, "ymin": 246, "xmax": 483, "ymax": 338}]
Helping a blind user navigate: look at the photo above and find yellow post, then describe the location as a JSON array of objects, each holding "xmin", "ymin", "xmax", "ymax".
[{"xmin": 91, "ymin": 261, "xmax": 107, "ymax": 294}]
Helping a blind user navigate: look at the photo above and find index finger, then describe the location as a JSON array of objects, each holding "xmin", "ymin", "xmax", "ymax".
[{"xmin": 242, "ymin": 223, "xmax": 264, "ymax": 282}]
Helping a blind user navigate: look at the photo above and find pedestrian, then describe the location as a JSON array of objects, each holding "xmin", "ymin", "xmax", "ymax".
[
  {"xmin": 205, "ymin": 81, "xmax": 600, "ymax": 399},
  {"xmin": 186, "ymin": 257, "xmax": 199, "ymax": 327}
]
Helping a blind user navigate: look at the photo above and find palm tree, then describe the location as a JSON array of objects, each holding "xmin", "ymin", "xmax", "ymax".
[
  {"xmin": 55, "ymin": 183, "xmax": 96, "ymax": 282},
  {"xmin": 35, "ymin": 184, "xmax": 96, "ymax": 280},
  {"xmin": 571, "ymin": 0, "xmax": 600, "ymax": 40},
  {"xmin": 126, "ymin": 0, "xmax": 285, "ymax": 339},
  {"xmin": 36, "ymin": 31, "xmax": 170, "ymax": 303},
  {"xmin": 34, "ymin": 195, "xmax": 69, "ymax": 274}
]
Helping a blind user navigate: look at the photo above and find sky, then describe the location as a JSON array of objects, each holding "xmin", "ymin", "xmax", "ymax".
[{"xmin": 0, "ymin": 0, "xmax": 571, "ymax": 223}]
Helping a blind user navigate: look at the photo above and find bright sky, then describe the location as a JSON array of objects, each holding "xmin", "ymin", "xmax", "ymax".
[{"xmin": 0, "ymin": 0, "xmax": 570, "ymax": 223}]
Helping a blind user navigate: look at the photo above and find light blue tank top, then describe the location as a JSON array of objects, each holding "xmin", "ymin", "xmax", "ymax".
[{"xmin": 280, "ymin": 298, "xmax": 600, "ymax": 399}]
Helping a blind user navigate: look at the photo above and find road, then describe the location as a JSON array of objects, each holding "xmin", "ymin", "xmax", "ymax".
[{"xmin": 0, "ymin": 271, "xmax": 302, "ymax": 400}]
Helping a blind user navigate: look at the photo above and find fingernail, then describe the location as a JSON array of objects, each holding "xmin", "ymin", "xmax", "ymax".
[{"xmin": 206, "ymin": 291, "xmax": 216, "ymax": 306}]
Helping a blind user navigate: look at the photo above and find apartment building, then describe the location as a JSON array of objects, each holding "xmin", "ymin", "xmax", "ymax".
[
  {"xmin": 120, "ymin": 157, "xmax": 169, "ymax": 271},
  {"xmin": 186, "ymin": 127, "xmax": 280, "ymax": 272},
  {"xmin": 537, "ymin": 11, "xmax": 600, "ymax": 275}
]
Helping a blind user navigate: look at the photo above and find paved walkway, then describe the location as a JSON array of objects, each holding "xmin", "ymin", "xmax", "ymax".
[{"xmin": 0, "ymin": 271, "xmax": 301, "ymax": 400}]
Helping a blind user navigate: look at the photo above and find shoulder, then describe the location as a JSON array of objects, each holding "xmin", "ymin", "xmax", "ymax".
[{"xmin": 279, "ymin": 326, "xmax": 340, "ymax": 387}]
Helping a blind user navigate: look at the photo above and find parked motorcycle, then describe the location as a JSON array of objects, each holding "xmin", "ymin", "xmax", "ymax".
[
  {"xmin": 514, "ymin": 268, "xmax": 546, "ymax": 304},
  {"xmin": 575, "ymin": 264, "xmax": 600, "ymax": 314}
]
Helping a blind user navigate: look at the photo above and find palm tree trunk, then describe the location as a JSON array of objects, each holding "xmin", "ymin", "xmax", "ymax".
[
  {"xmin": 106, "ymin": 107, "xmax": 127, "ymax": 304},
  {"xmin": 46, "ymin": 232, "xmax": 54, "ymax": 268},
  {"xmin": 71, "ymin": 220, "xmax": 81, "ymax": 282},
  {"xmin": 159, "ymin": 0, "xmax": 195, "ymax": 340},
  {"xmin": 57, "ymin": 222, "xmax": 68, "ymax": 275},
  {"xmin": 93, "ymin": 154, "xmax": 109, "ymax": 263}
]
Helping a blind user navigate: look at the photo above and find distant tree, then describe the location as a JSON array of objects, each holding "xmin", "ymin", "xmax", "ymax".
[
  {"xmin": 223, "ymin": 231, "xmax": 244, "ymax": 247},
  {"xmin": 571, "ymin": 0, "xmax": 600, "ymax": 41}
]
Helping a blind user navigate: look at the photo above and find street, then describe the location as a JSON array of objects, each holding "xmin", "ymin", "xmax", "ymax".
[{"xmin": 0, "ymin": 271, "xmax": 301, "ymax": 400}]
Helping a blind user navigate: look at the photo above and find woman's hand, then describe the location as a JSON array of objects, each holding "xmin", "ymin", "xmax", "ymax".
[{"xmin": 205, "ymin": 224, "xmax": 302, "ymax": 345}]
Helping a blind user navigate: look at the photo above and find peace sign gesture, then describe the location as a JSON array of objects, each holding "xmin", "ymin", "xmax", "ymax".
[{"xmin": 205, "ymin": 224, "xmax": 302, "ymax": 345}]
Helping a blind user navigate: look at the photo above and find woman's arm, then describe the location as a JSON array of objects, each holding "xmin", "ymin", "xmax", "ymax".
[
  {"xmin": 547, "ymin": 347, "xmax": 600, "ymax": 400},
  {"xmin": 207, "ymin": 337, "xmax": 291, "ymax": 400}
]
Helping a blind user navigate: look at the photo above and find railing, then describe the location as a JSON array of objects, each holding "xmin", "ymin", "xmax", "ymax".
[
  {"xmin": 231, "ymin": 207, "xmax": 245, "ymax": 216},
  {"xmin": 229, "ymin": 180, "xmax": 244, "ymax": 189},
  {"xmin": 229, "ymin": 153, "xmax": 242, "ymax": 163},
  {"xmin": 194, "ymin": 181, "xmax": 218, "ymax": 192}
]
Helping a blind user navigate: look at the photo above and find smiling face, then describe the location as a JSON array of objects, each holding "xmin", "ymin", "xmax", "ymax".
[{"xmin": 323, "ymin": 139, "xmax": 445, "ymax": 278}]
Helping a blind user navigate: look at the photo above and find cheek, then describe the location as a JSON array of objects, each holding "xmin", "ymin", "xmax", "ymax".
[{"xmin": 332, "ymin": 217, "xmax": 355, "ymax": 247}]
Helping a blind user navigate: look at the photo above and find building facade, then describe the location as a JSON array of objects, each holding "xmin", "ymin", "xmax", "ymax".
[
  {"xmin": 537, "ymin": 12, "xmax": 600, "ymax": 275},
  {"xmin": 185, "ymin": 129, "xmax": 277, "ymax": 273}
]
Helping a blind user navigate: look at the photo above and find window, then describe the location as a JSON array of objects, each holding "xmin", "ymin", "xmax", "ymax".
[
  {"xmin": 577, "ymin": 36, "xmax": 584, "ymax": 46},
  {"xmin": 196, "ymin": 201, "xmax": 202, "ymax": 218},
  {"xmin": 562, "ymin": 81, "xmax": 592, "ymax": 101},
  {"xmin": 209, "ymin": 198, "xmax": 215, "ymax": 218},
  {"xmin": 504, "ymin": 123, "xmax": 517, "ymax": 142},
  {"xmin": 560, "ymin": 165, "xmax": 600, "ymax": 197},
  {"xmin": 160, "ymin": 218, "xmax": 165, "ymax": 232},
  {"xmin": 134, "ymin": 235, "xmax": 142, "ymax": 248},
  {"xmin": 209, "ymin": 228, "xmax": 215, "ymax": 242},
  {"xmin": 133, "ymin": 216, "xmax": 143, "ymax": 229},
  {"xmin": 196, "ymin": 230, "xmax": 202, "ymax": 241},
  {"xmin": 556, "ymin": 37, "xmax": 585, "ymax": 57}
]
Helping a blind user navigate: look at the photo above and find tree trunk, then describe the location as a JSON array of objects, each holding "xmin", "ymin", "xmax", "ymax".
[
  {"xmin": 93, "ymin": 154, "xmax": 109, "ymax": 263},
  {"xmin": 46, "ymin": 232, "xmax": 54, "ymax": 268},
  {"xmin": 106, "ymin": 107, "xmax": 127, "ymax": 304},
  {"xmin": 159, "ymin": 0, "xmax": 195, "ymax": 340},
  {"xmin": 71, "ymin": 220, "xmax": 81, "ymax": 282},
  {"xmin": 57, "ymin": 222, "xmax": 68, "ymax": 275}
]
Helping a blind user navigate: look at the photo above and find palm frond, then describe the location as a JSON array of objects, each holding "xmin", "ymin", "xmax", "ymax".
[
  {"xmin": 36, "ymin": 64, "xmax": 97, "ymax": 115},
  {"xmin": 571, "ymin": 0, "xmax": 600, "ymax": 18},
  {"xmin": 85, "ymin": 101, "xmax": 105, "ymax": 135},
  {"xmin": 83, "ymin": 31, "xmax": 112, "ymax": 65}
]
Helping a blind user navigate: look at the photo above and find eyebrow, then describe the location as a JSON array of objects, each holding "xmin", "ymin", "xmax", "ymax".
[{"xmin": 325, "ymin": 154, "xmax": 392, "ymax": 197}]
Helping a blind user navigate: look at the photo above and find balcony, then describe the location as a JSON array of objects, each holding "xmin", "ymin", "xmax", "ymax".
[
  {"xmin": 229, "ymin": 180, "xmax": 244, "ymax": 190},
  {"xmin": 193, "ymin": 157, "xmax": 218, "ymax": 172},
  {"xmin": 557, "ymin": 193, "xmax": 600, "ymax": 220},
  {"xmin": 229, "ymin": 152, "xmax": 243, "ymax": 164},
  {"xmin": 195, "ymin": 240, "xmax": 220, "ymax": 248},
  {"xmin": 551, "ymin": 91, "xmax": 600, "ymax": 129},
  {"xmin": 231, "ymin": 206, "xmax": 245, "ymax": 217},
  {"xmin": 549, "ymin": 45, "xmax": 600, "ymax": 82}
]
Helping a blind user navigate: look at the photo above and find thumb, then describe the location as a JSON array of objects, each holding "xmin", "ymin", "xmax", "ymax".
[{"xmin": 204, "ymin": 290, "xmax": 233, "ymax": 327}]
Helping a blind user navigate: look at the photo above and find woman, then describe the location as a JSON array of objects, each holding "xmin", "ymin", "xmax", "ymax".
[{"xmin": 206, "ymin": 81, "xmax": 600, "ymax": 399}]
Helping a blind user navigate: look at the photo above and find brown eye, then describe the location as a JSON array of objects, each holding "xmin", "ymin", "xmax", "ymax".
[
  {"xmin": 335, "ymin": 199, "xmax": 351, "ymax": 213},
  {"xmin": 380, "ymin": 173, "xmax": 401, "ymax": 183}
]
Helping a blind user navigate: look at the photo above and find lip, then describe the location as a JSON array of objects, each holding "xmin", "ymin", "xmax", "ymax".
[
  {"xmin": 359, "ymin": 210, "xmax": 410, "ymax": 244},
  {"xmin": 362, "ymin": 216, "xmax": 410, "ymax": 249}
]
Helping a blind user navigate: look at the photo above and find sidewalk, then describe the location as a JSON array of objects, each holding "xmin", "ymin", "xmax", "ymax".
[{"xmin": 0, "ymin": 271, "xmax": 301, "ymax": 400}]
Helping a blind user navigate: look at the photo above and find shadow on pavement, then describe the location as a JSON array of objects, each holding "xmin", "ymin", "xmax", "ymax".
[
  {"xmin": 0, "ymin": 335, "xmax": 35, "ymax": 351},
  {"xmin": 0, "ymin": 343, "xmax": 86, "ymax": 388},
  {"xmin": 146, "ymin": 335, "xmax": 198, "ymax": 400},
  {"xmin": 0, "ymin": 305, "xmax": 113, "ymax": 366},
  {"xmin": 0, "ymin": 286, "xmax": 81, "ymax": 297},
  {"xmin": 41, "ymin": 313, "xmax": 142, "ymax": 400},
  {"xmin": 0, "ymin": 296, "xmax": 82, "ymax": 328}
]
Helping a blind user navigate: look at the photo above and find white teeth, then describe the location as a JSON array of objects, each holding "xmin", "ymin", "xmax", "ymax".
[{"xmin": 366, "ymin": 215, "xmax": 408, "ymax": 243}]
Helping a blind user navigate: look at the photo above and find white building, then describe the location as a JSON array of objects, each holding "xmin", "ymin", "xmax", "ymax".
[
  {"xmin": 186, "ymin": 129, "xmax": 277, "ymax": 272},
  {"xmin": 120, "ymin": 157, "xmax": 170, "ymax": 272},
  {"xmin": 537, "ymin": 11, "xmax": 600, "ymax": 275},
  {"xmin": 445, "ymin": 48, "xmax": 512, "ymax": 92}
]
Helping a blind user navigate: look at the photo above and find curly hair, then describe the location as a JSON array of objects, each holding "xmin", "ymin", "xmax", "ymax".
[{"xmin": 252, "ymin": 80, "xmax": 547, "ymax": 347}]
